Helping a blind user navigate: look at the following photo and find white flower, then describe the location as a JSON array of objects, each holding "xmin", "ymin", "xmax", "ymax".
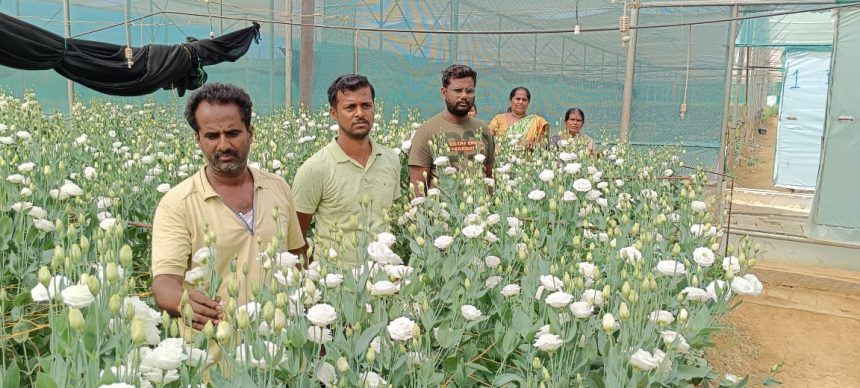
[
  {"xmin": 564, "ymin": 163, "xmax": 582, "ymax": 175},
  {"xmin": 533, "ymin": 333, "xmax": 564, "ymax": 352},
  {"xmin": 462, "ymin": 224, "xmax": 484, "ymax": 239},
  {"xmin": 58, "ymin": 180, "xmax": 84, "ymax": 198},
  {"xmin": 156, "ymin": 183, "xmax": 171, "ymax": 193},
  {"xmin": 527, "ymin": 190, "xmax": 546, "ymax": 201},
  {"xmin": 16, "ymin": 130, "xmax": 31, "ymax": 140},
  {"xmin": 485, "ymin": 276, "xmax": 502, "ymax": 288},
  {"xmin": 142, "ymin": 340, "xmax": 186, "ymax": 370},
  {"xmin": 377, "ymin": 232, "xmax": 397, "ymax": 247},
  {"xmin": 585, "ymin": 190, "xmax": 602, "ymax": 201},
  {"xmin": 619, "ymin": 246, "xmax": 642, "ymax": 264},
  {"xmin": 321, "ymin": 273, "xmax": 344, "ymax": 288},
  {"xmin": 11, "ymin": 201, "xmax": 32, "ymax": 212},
  {"xmin": 191, "ymin": 248, "xmax": 211, "ymax": 264},
  {"xmin": 384, "ymin": 265, "xmax": 413, "ymax": 279},
  {"xmin": 370, "ymin": 280, "xmax": 400, "ymax": 296},
  {"xmin": 629, "ymin": 348, "xmax": 662, "ymax": 371},
  {"xmin": 19, "ymin": 187, "xmax": 32, "ymax": 197},
  {"xmin": 558, "ymin": 152, "xmax": 576, "ymax": 162},
  {"xmin": 500, "ymin": 284, "xmax": 521, "ymax": 297},
  {"xmin": 460, "ymin": 304, "xmax": 482, "ymax": 321},
  {"xmin": 691, "ymin": 200, "xmax": 707, "ymax": 212},
  {"xmin": 366, "ymin": 242, "xmax": 402, "ymax": 265},
  {"xmin": 649, "ymin": 310, "xmax": 675, "ymax": 325},
  {"xmin": 474, "ymin": 153, "xmax": 486, "ymax": 163},
  {"xmin": 722, "ymin": 256, "xmax": 741, "ymax": 274},
  {"xmin": 6, "ymin": 174, "xmax": 25, "ymax": 184},
  {"xmin": 484, "ymin": 255, "xmax": 501, "ymax": 269},
  {"xmin": 99, "ymin": 218, "xmax": 118, "ymax": 230},
  {"xmin": 18, "ymin": 162, "xmax": 35, "ymax": 173},
  {"xmin": 33, "ymin": 218, "xmax": 55, "ymax": 232},
  {"xmin": 660, "ymin": 330, "xmax": 691, "ymax": 353},
  {"xmin": 0, "ymin": 136, "xmax": 13, "ymax": 145},
  {"xmin": 581, "ymin": 289, "xmax": 604, "ymax": 306},
  {"xmin": 433, "ymin": 235, "xmax": 454, "ymax": 250},
  {"xmin": 731, "ymin": 274, "xmax": 763, "ymax": 296},
  {"xmin": 387, "ymin": 317, "xmax": 416, "ymax": 341},
  {"xmin": 306, "ymin": 303, "xmax": 338, "ymax": 326},
  {"xmin": 545, "ymin": 291, "xmax": 574, "ymax": 308},
  {"xmin": 538, "ymin": 169, "xmax": 554, "ymax": 182},
  {"xmin": 655, "ymin": 260, "xmax": 686, "ymax": 277},
  {"xmin": 539, "ymin": 275, "xmax": 563, "ymax": 291},
  {"xmin": 577, "ymin": 262, "xmax": 597, "ymax": 279},
  {"xmin": 316, "ymin": 362, "xmax": 338, "ymax": 387},
  {"xmin": 238, "ymin": 302, "xmax": 261, "ymax": 319},
  {"xmin": 692, "ymin": 247, "xmax": 716, "ymax": 267},
  {"xmin": 308, "ymin": 326, "xmax": 333, "ymax": 344},
  {"xmin": 707, "ymin": 280, "xmax": 731, "ymax": 300},
  {"xmin": 572, "ymin": 178, "xmax": 592, "ymax": 192},
  {"xmin": 433, "ymin": 156, "xmax": 449, "ymax": 166},
  {"xmin": 569, "ymin": 301, "xmax": 593, "ymax": 318},
  {"xmin": 61, "ymin": 284, "xmax": 95, "ymax": 308},
  {"xmin": 360, "ymin": 372, "xmax": 387, "ymax": 388},
  {"xmin": 562, "ymin": 191, "xmax": 577, "ymax": 202},
  {"xmin": 184, "ymin": 266, "xmax": 208, "ymax": 284},
  {"xmin": 271, "ymin": 159, "xmax": 283, "ymax": 170},
  {"xmin": 682, "ymin": 287, "xmax": 713, "ymax": 302}
]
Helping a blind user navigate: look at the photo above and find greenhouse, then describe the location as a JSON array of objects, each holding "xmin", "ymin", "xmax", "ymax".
[{"xmin": 1, "ymin": 0, "xmax": 859, "ymax": 386}]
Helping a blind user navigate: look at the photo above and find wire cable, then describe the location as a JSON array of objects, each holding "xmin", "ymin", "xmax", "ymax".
[{"xmin": 72, "ymin": 2, "xmax": 860, "ymax": 38}]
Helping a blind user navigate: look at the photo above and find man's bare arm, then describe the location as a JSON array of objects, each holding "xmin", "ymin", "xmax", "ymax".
[
  {"xmin": 409, "ymin": 165, "xmax": 432, "ymax": 198},
  {"xmin": 152, "ymin": 274, "xmax": 222, "ymax": 330}
]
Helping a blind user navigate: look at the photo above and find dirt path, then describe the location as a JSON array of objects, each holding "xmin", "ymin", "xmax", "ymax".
[
  {"xmin": 731, "ymin": 117, "xmax": 785, "ymax": 191},
  {"xmin": 707, "ymin": 272, "xmax": 860, "ymax": 386}
]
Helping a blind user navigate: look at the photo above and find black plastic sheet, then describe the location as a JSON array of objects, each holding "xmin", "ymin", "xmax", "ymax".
[{"xmin": 0, "ymin": 12, "xmax": 260, "ymax": 96}]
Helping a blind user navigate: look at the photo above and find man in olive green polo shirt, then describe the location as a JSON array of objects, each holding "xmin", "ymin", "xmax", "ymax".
[
  {"xmin": 151, "ymin": 83, "xmax": 305, "ymax": 330},
  {"xmin": 292, "ymin": 75, "xmax": 401, "ymax": 266}
]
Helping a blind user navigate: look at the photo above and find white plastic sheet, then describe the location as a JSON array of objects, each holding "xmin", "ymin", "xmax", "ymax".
[{"xmin": 773, "ymin": 50, "xmax": 830, "ymax": 190}]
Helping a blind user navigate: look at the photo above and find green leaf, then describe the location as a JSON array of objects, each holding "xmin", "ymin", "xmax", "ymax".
[
  {"xmin": 493, "ymin": 373, "xmax": 526, "ymax": 387},
  {"xmin": 513, "ymin": 309, "xmax": 531, "ymax": 337},
  {"xmin": 2, "ymin": 362, "xmax": 21, "ymax": 388},
  {"xmin": 762, "ymin": 376, "xmax": 781, "ymax": 386},
  {"xmin": 466, "ymin": 362, "xmax": 491, "ymax": 374},
  {"xmin": 13, "ymin": 290, "xmax": 32, "ymax": 307},
  {"xmin": 34, "ymin": 373, "xmax": 58, "ymax": 388},
  {"xmin": 674, "ymin": 364, "xmax": 711, "ymax": 381},
  {"xmin": 442, "ymin": 356, "xmax": 461, "ymax": 373},
  {"xmin": 354, "ymin": 322, "xmax": 386, "ymax": 356}
]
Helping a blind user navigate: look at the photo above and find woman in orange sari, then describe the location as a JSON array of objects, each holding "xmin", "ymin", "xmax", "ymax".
[{"xmin": 489, "ymin": 87, "xmax": 549, "ymax": 147}]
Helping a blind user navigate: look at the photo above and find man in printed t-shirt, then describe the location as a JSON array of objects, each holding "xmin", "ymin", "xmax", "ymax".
[{"xmin": 408, "ymin": 64, "xmax": 495, "ymax": 197}]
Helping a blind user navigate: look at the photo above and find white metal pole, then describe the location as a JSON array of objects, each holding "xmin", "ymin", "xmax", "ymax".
[
  {"xmin": 620, "ymin": 5, "xmax": 639, "ymax": 142},
  {"xmin": 62, "ymin": 0, "xmax": 75, "ymax": 122},
  {"xmin": 285, "ymin": 0, "xmax": 293, "ymax": 110}
]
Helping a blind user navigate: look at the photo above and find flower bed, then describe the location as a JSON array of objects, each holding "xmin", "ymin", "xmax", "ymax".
[{"xmin": 0, "ymin": 91, "xmax": 761, "ymax": 387}]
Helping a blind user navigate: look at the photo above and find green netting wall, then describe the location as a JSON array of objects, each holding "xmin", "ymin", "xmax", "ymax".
[{"xmin": 1, "ymin": 0, "xmax": 776, "ymax": 167}]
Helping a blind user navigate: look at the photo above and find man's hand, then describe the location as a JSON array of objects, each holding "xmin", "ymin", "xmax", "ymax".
[
  {"xmin": 186, "ymin": 290, "xmax": 223, "ymax": 330},
  {"xmin": 152, "ymin": 274, "xmax": 224, "ymax": 330}
]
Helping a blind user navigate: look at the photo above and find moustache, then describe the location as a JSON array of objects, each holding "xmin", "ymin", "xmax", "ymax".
[
  {"xmin": 213, "ymin": 150, "xmax": 239, "ymax": 159},
  {"xmin": 353, "ymin": 119, "xmax": 370, "ymax": 127}
]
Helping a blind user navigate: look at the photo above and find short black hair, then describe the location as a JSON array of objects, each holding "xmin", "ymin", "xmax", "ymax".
[
  {"xmin": 441, "ymin": 64, "xmax": 477, "ymax": 88},
  {"xmin": 184, "ymin": 82, "xmax": 253, "ymax": 133},
  {"xmin": 328, "ymin": 74, "xmax": 375, "ymax": 107},
  {"xmin": 564, "ymin": 107, "xmax": 586, "ymax": 122},
  {"xmin": 509, "ymin": 86, "xmax": 531, "ymax": 101}
]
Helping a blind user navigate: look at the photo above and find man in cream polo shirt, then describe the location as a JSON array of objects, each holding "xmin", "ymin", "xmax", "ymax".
[
  {"xmin": 292, "ymin": 74, "xmax": 401, "ymax": 266},
  {"xmin": 151, "ymin": 83, "xmax": 305, "ymax": 330}
]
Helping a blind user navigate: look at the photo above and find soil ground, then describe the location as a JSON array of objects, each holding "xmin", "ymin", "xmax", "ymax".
[{"xmin": 710, "ymin": 121, "xmax": 860, "ymax": 387}]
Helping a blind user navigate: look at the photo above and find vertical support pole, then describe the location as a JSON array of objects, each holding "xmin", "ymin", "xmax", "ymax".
[
  {"xmin": 219, "ymin": 1, "xmax": 224, "ymax": 35},
  {"xmin": 378, "ymin": 1, "xmax": 383, "ymax": 52},
  {"xmin": 299, "ymin": 0, "xmax": 315, "ymax": 109},
  {"xmin": 560, "ymin": 37, "xmax": 566, "ymax": 75},
  {"xmin": 496, "ymin": 15, "xmax": 502, "ymax": 68},
  {"xmin": 269, "ymin": 0, "xmax": 275, "ymax": 113},
  {"xmin": 619, "ymin": 5, "xmax": 639, "ymax": 142},
  {"xmin": 353, "ymin": 29, "xmax": 360, "ymax": 73},
  {"xmin": 532, "ymin": 33, "xmax": 538, "ymax": 71},
  {"xmin": 285, "ymin": 0, "xmax": 292, "ymax": 109},
  {"xmin": 62, "ymin": 0, "xmax": 74, "ymax": 124},
  {"xmin": 449, "ymin": 0, "xmax": 459, "ymax": 63},
  {"xmin": 718, "ymin": 4, "xmax": 739, "ymax": 176}
]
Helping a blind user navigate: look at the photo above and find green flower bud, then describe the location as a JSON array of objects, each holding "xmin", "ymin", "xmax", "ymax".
[
  {"xmin": 532, "ymin": 357, "xmax": 542, "ymax": 369},
  {"xmin": 38, "ymin": 266, "xmax": 52, "ymax": 287},
  {"xmin": 130, "ymin": 317, "xmax": 146, "ymax": 344},
  {"xmin": 119, "ymin": 245, "xmax": 133, "ymax": 267},
  {"xmin": 109, "ymin": 294, "xmax": 121, "ymax": 314},
  {"xmin": 216, "ymin": 321, "xmax": 232, "ymax": 343},
  {"xmin": 337, "ymin": 356, "xmax": 350, "ymax": 373},
  {"xmin": 366, "ymin": 347, "xmax": 376, "ymax": 363},
  {"xmin": 237, "ymin": 309, "xmax": 250, "ymax": 329},
  {"xmin": 68, "ymin": 308, "xmax": 85, "ymax": 332},
  {"xmin": 203, "ymin": 320, "xmax": 215, "ymax": 339}
]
